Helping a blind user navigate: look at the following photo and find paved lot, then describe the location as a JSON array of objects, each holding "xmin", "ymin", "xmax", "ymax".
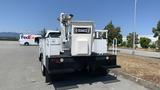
[{"xmin": 0, "ymin": 41, "xmax": 149, "ymax": 90}]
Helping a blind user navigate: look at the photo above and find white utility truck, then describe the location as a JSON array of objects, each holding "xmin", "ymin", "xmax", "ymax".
[
  {"xmin": 39, "ymin": 13, "xmax": 120, "ymax": 82},
  {"xmin": 19, "ymin": 34, "xmax": 41, "ymax": 46}
]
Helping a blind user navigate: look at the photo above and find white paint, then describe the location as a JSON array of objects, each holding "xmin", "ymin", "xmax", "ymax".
[
  {"xmin": 71, "ymin": 22, "xmax": 93, "ymax": 56},
  {"xmin": 92, "ymin": 39, "xmax": 107, "ymax": 54}
]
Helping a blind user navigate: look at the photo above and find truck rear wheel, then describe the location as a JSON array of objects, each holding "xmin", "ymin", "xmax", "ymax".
[
  {"xmin": 45, "ymin": 69, "xmax": 51, "ymax": 83},
  {"xmin": 96, "ymin": 68, "xmax": 107, "ymax": 75},
  {"xmin": 41, "ymin": 63, "xmax": 45, "ymax": 76},
  {"xmin": 89, "ymin": 64, "xmax": 107, "ymax": 76},
  {"xmin": 45, "ymin": 56, "xmax": 51, "ymax": 83}
]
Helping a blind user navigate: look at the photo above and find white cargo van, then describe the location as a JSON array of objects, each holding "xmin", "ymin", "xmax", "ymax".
[{"xmin": 19, "ymin": 34, "xmax": 41, "ymax": 46}]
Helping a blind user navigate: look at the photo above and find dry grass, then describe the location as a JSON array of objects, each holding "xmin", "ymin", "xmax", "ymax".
[{"xmin": 117, "ymin": 54, "xmax": 160, "ymax": 85}]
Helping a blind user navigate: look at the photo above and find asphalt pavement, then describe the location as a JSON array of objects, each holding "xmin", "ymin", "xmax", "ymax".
[{"xmin": 0, "ymin": 41, "xmax": 149, "ymax": 90}]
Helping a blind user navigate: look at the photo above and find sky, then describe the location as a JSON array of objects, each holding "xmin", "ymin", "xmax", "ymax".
[{"xmin": 0, "ymin": 0, "xmax": 160, "ymax": 35}]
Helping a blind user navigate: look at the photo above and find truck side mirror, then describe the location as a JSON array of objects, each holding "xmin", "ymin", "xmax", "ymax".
[{"xmin": 35, "ymin": 37, "xmax": 40, "ymax": 44}]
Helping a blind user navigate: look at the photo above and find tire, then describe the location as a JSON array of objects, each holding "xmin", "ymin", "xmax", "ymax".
[
  {"xmin": 41, "ymin": 63, "xmax": 45, "ymax": 76},
  {"xmin": 45, "ymin": 56, "xmax": 51, "ymax": 83},
  {"xmin": 45, "ymin": 69, "xmax": 51, "ymax": 83},
  {"xmin": 89, "ymin": 64, "xmax": 106, "ymax": 76},
  {"xmin": 24, "ymin": 42, "xmax": 29, "ymax": 46},
  {"xmin": 39, "ymin": 54, "xmax": 43, "ymax": 62},
  {"xmin": 96, "ymin": 68, "xmax": 107, "ymax": 75},
  {"xmin": 39, "ymin": 56, "xmax": 41, "ymax": 62}
]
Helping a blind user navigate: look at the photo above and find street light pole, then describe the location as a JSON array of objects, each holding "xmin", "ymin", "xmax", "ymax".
[{"xmin": 132, "ymin": 0, "xmax": 138, "ymax": 55}]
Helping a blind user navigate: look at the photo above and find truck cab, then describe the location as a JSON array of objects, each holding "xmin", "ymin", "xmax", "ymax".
[{"xmin": 39, "ymin": 30, "xmax": 61, "ymax": 62}]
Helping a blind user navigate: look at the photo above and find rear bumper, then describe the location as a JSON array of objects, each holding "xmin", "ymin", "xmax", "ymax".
[{"xmin": 47, "ymin": 54, "xmax": 120, "ymax": 74}]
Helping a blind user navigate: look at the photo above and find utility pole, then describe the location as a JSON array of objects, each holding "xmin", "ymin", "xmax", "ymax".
[{"xmin": 132, "ymin": 0, "xmax": 138, "ymax": 55}]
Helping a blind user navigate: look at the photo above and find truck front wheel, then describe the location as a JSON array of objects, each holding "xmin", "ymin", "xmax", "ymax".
[{"xmin": 39, "ymin": 54, "xmax": 43, "ymax": 62}]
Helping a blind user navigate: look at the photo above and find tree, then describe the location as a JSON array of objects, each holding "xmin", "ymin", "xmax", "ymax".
[
  {"xmin": 126, "ymin": 32, "xmax": 139, "ymax": 48},
  {"xmin": 140, "ymin": 37, "xmax": 151, "ymax": 48},
  {"xmin": 149, "ymin": 43, "xmax": 156, "ymax": 49},
  {"xmin": 40, "ymin": 28, "xmax": 46, "ymax": 38},
  {"xmin": 152, "ymin": 21, "xmax": 160, "ymax": 50},
  {"xmin": 121, "ymin": 41, "xmax": 127, "ymax": 47},
  {"xmin": 103, "ymin": 21, "xmax": 122, "ymax": 46}
]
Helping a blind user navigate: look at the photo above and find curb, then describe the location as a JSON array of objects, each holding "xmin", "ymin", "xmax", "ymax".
[{"xmin": 110, "ymin": 69, "xmax": 160, "ymax": 90}]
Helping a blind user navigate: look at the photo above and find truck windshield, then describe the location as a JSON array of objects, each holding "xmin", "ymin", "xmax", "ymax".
[{"xmin": 48, "ymin": 32, "xmax": 61, "ymax": 38}]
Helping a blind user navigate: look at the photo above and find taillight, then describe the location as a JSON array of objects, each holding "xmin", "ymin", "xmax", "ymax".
[
  {"xmin": 51, "ymin": 58, "xmax": 60, "ymax": 63},
  {"xmin": 50, "ymin": 58, "xmax": 64, "ymax": 63}
]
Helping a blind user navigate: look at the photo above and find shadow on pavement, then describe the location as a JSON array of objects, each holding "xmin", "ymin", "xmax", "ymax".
[{"xmin": 50, "ymin": 71, "xmax": 120, "ymax": 90}]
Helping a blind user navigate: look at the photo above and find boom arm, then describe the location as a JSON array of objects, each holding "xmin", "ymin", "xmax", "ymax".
[{"xmin": 58, "ymin": 13, "xmax": 73, "ymax": 52}]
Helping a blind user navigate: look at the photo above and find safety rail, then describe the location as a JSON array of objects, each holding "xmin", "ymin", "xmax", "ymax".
[{"xmin": 112, "ymin": 38, "xmax": 117, "ymax": 55}]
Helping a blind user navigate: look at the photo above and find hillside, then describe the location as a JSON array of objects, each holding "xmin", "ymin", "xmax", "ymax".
[{"xmin": 0, "ymin": 32, "xmax": 20, "ymax": 41}]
